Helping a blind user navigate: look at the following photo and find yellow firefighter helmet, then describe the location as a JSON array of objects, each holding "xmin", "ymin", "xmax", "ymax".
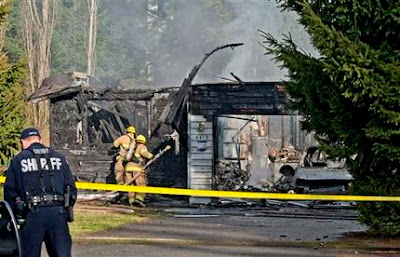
[
  {"xmin": 126, "ymin": 125, "xmax": 136, "ymax": 134},
  {"xmin": 136, "ymin": 135, "xmax": 147, "ymax": 144}
]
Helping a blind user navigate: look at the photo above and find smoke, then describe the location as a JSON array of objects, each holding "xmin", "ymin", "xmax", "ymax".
[
  {"xmin": 198, "ymin": 0, "xmax": 317, "ymax": 84},
  {"xmin": 219, "ymin": 1, "xmax": 303, "ymax": 82},
  {"xmin": 100, "ymin": 0, "xmax": 316, "ymax": 87}
]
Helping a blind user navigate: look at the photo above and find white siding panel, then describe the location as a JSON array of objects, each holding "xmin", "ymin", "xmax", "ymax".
[
  {"xmin": 191, "ymin": 178, "xmax": 212, "ymax": 184},
  {"xmin": 190, "ymin": 159, "xmax": 212, "ymax": 166},
  {"xmin": 189, "ymin": 166, "xmax": 213, "ymax": 173},
  {"xmin": 190, "ymin": 184, "xmax": 212, "ymax": 190},
  {"xmin": 191, "ymin": 153, "xmax": 213, "ymax": 160},
  {"xmin": 189, "ymin": 116, "xmax": 207, "ymax": 122},
  {"xmin": 192, "ymin": 173, "xmax": 212, "ymax": 179},
  {"xmin": 190, "ymin": 135, "xmax": 213, "ymax": 141},
  {"xmin": 188, "ymin": 114, "xmax": 214, "ymax": 205},
  {"xmin": 189, "ymin": 122, "xmax": 213, "ymax": 129},
  {"xmin": 189, "ymin": 128, "xmax": 213, "ymax": 135}
]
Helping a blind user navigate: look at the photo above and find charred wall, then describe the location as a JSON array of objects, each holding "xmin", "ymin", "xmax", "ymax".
[
  {"xmin": 148, "ymin": 139, "xmax": 187, "ymax": 188},
  {"xmin": 147, "ymin": 91, "xmax": 187, "ymax": 188},
  {"xmin": 51, "ymin": 95, "xmax": 81, "ymax": 149},
  {"xmin": 190, "ymin": 82, "xmax": 288, "ymax": 116},
  {"xmin": 49, "ymin": 89, "xmax": 187, "ymax": 188}
]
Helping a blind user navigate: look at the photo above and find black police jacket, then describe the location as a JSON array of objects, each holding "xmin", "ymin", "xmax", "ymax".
[{"xmin": 4, "ymin": 143, "xmax": 77, "ymax": 208}]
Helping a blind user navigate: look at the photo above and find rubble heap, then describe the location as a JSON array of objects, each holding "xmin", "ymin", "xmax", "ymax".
[{"xmin": 215, "ymin": 159, "xmax": 250, "ymax": 191}]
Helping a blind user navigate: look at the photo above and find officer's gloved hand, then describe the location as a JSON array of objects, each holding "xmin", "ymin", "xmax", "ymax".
[
  {"xmin": 66, "ymin": 207, "xmax": 74, "ymax": 223},
  {"xmin": 15, "ymin": 198, "xmax": 26, "ymax": 226}
]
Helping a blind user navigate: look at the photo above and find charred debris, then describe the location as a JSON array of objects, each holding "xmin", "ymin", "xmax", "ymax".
[{"xmin": 29, "ymin": 71, "xmax": 186, "ymax": 188}]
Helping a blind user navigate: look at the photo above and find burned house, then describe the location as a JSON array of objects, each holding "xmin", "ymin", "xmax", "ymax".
[
  {"xmin": 31, "ymin": 70, "xmax": 317, "ymax": 204},
  {"xmin": 29, "ymin": 72, "xmax": 187, "ymax": 188}
]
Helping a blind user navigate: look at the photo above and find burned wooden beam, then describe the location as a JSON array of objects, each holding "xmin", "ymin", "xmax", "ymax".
[
  {"xmin": 158, "ymin": 43, "xmax": 244, "ymax": 137},
  {"xmin": 91, "ymin": 87, "xmax": 178, "ymax": 102},
  {"xmin": 219, "ymin": 116, "xmax": 257, "ymax": 122},
  {"xmin": 87, "ymin": 101, "xmax": 129, "ymax": 120},
  {"xmin": 146, "ymin": 100, "xmax": 152, "ymax": 137},
  {"xmin": 101, "ymin": 119, "xmax": 120, "ymax": 139},
  {"xmin": 89, "ymin": 125, "xmax": 102, "ymax": 147},
  {"xmin": 89, "ymin": 92, "xmax": 155, "ymax": 101},
  {"xmin": 114, "ymin": 103, "xmax": 128, "ymax": 133},
  {"xmin": 98, "ymin": 119, "xmax": 112, "ymax": 141},
  {"xmin": 230, "ymin": 72, "xmax": 245, "ymax": 86},
  {"xmin": 165, "ymin": 43, "xmax": 244, "ymax": 125}
]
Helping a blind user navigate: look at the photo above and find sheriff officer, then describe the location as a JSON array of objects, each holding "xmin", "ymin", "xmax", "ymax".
[{"xmin": 4, "ymin": 128, "xmax": 77, "ymax": 257}]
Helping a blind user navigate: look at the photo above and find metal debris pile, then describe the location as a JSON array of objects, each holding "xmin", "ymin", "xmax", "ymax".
[
  {"xmin": 267, "ymin": 146, "xmax": 301, "ymax": 163},
  {"xmin": 215, "ymin": 159, "xmax": 250, "ymax": 190}
]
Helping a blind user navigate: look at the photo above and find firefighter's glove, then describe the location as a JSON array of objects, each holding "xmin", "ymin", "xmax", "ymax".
[
  {"xmin": 132, "ymin": 156, "xmax": 141, "ymax": 163},
  {"xmin": 108, "ymin": 147, "xmax": 119, "ymax": 156}
]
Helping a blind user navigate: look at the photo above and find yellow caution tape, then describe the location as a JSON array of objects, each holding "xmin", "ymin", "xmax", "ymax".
[
  {"xmin": 75, "ymin": 182, "xmax": 400, "ymax": 202},
  {"xmin": 1, "ymin": 176, "xmax": 400, "ymax": 202}
]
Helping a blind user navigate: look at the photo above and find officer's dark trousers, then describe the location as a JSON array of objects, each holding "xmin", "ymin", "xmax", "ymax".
[{"xmin": 20, "ymin": 206, "xmax": 72, "ymax": 257}]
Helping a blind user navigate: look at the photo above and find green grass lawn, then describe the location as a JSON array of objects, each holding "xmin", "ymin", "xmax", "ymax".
[{"xmin": 69, "ymin": 206, "xmax": 148, "ymax": 237}]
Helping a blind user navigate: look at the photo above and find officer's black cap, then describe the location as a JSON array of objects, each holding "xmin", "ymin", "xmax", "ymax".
[{"xmin": 21, "ymin": 128, "xmax": 41, "ymax": 139}]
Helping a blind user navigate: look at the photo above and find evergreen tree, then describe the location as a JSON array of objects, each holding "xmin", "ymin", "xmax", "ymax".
[
  {"xmin": 262, "ymin": 0, "xmax": 400, "ymax": 235},
  {"xmin": 0, "ymin": 1, "xmax": 26, "ymax": 166},
  {"xmin": 3, "ymin": 0, "xmax": 24, "ymax": 64}
]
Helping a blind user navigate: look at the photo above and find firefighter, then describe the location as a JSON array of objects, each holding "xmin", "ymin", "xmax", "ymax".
[
  {"xmin": 112, "ymin": 126, "xmax": 136, "ymax": 185},
  {"xmin": 125, "ymin": 134, "xmax": 153, "ymax": 208}
]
